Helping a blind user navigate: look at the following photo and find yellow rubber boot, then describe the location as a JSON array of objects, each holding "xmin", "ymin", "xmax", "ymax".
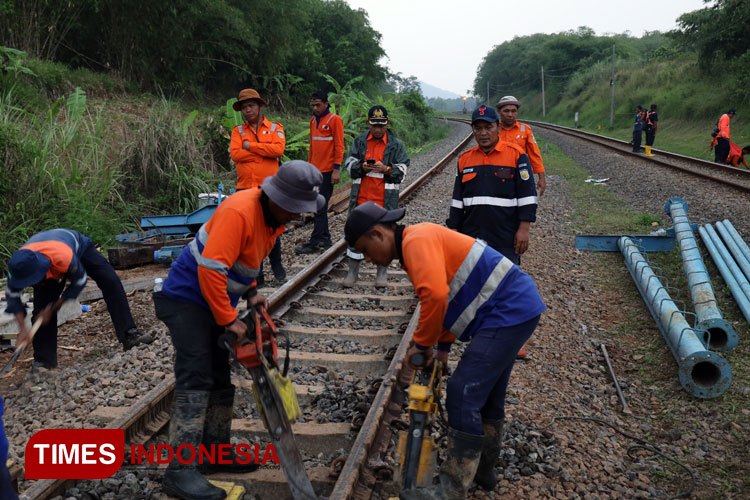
[{"xmin": 645, "ymin": 146, "xmax": 655, "ymax": 157}]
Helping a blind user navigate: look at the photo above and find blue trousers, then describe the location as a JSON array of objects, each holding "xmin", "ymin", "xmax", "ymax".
[
  {"xmin": 1, "ymin": 397, "xmax": 19, "ymax": 500},
  {"xmin": 446, "ymin": 315, "xmax": 540, "ymax": 435}
]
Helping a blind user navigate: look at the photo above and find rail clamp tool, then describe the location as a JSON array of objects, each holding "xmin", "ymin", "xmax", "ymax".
[{"xmin": 219, "ymin": 306, "xmax": 316, "ymax": 500}]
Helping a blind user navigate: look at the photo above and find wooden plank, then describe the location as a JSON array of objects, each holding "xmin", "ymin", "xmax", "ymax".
[{"xmin": 107, "ymin": 238, "xmax": 192, "ymax": 269}]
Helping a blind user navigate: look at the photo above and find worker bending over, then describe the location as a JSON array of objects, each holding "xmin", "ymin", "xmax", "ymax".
[
  {"xmin": 345, "ymin": 202, "xmax": 545, "ymax": 500},
  {"xmin": 153, "ymin": 161, "xmax": 324, "ymax": 500},
  {"xmin": 5, "ymin": 229, "xmax": 153, "ymax": 370}
]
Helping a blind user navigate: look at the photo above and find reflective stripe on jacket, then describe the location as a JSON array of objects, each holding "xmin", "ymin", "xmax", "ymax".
[
  {"xmin": 4, "ymin": 229, "xmax": 92, "ymax": 315},
  {"xmin": 308, "ymin": 112, "xmax": 345, "ymax": 172},
  {"xmin": 345, "ymin": 129, "xmax": 409, "ymax": 211},
  {"xmin": 499, "ymin": 122, "xmax": 545, "ymax": 174},
  {"xmin": 161, "ymin": 188, "xmax": 284, "ymax": 325},
  {"xmin": 400, "ymin": 224, "xmax": 545, "ymax": 347},
  {"xmin": 230, "ymin": 117, "xmax": 286, "ymax": 189},
  {"xmin": 447, "ymin": 141, "xmax": 537, "ymax": 252}
]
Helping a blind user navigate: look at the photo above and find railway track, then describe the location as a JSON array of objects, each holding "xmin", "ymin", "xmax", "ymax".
[
  {"xmin": 522, "ymin": 120, "xmax": 750, "ymax": 192},
  {"xmin": 18, "ymin": 128, "xmax": 474, "ymax": 500}
]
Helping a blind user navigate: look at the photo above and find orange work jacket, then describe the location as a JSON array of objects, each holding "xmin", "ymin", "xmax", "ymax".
[
  {"xmin": 499, "ymin": 121, "xmax": 545, "ymax": 174},
  {"xmin": 718, "ymin": 114, "xmax": 731, "ymax": 140},
  {"xmin": 308, "ymin": 111, "xmax": 345, "ymax": 173},
  {"xmin": 230, "ymin": 117, "xmax": 286, "ymax": 189}
]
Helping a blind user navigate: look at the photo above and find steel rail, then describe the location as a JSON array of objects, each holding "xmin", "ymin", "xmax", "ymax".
[
  {"xmin": 522, "ymin": 120, "xmax": 750, "ymax": 192},
  {"xmin": 20, "ymin": 126, "xmax": 473, "ymax": 500}
]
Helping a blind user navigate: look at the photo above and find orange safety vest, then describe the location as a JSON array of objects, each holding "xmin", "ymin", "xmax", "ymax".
[
  {"xmin": 357, "ymin": 132, "xmax": 388, "ymax": 206},
  {"xmin": 230, "ymin": 117, "xmax": 286, "ymax": 189},
  {"xmin": 718, "ymin": 114, "xmax": 731, "ymax": 140},
  {"xmin": 498, "ymin": 121, "xmax": 544, "ymax": 174},
  {"xmin": 308, "ymin": 112, "xmax": 345, "ymax": 173}
]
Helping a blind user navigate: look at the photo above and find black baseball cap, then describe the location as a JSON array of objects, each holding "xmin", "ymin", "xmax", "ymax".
[
  {"xmin": 471, "ymin": 105, "xmax": 499, "ymax": 124},
  {"xmin": 345, "ymin": 201, "xmax": 405, "ymax": 246}
]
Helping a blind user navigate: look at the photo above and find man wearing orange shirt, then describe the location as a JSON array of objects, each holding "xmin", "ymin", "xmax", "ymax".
[
  {"xmin": 295, "ymin": 89, "xmax": 345, "ymax": 254},
  {"xmin": 153, "ymin": 161, "xmax": 324, "ymax": 500},
  {"xmin": 495, "ymin": 96, "xmax": 546, "ymax": 196},
  {"xmin": 714, "ymin": 109, "xmax": 736, "ymax": 164},
  {"xmin": 345, "ymin": 202, "xmax": 545, "ymax": 499},
  {"xmin": 342, "ymin": 105, "xmax": 409, "ymax": 287},
  {"xmin": 229, "ymin": 88, "xmax": 287, "ymax": 283}
]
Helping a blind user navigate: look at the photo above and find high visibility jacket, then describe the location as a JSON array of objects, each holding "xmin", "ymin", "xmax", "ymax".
[
  {"xmin": 499, "ymin": 122, "xmax": 544, "ymax": 174},
  {"xmin": 718, "ymin": 113, "xmax": 731, "ymax": 139},
  {"xmin": 727, "ymin": 142, "xmax": 748, "ymax": 168},
  {"xmin": 4, "ymin": 229, "xmax": 92, "ymax": 315},
  {"xmin": 308, "ymin": 110, "xmax": 345, "ymax": 173},
  {"xmin": 230, "ymin": 117, "xmax": 286, "ymax": 189},
  {"xmin": 398, "ymin": 224, "xmax": 545, "ymax": 348},
  {"xmin": 161, "ymin": 188, "xmax": 285, "ymax": 326},
  {"xmin": 448, "ymin": 141, "xmax": 537, "ymax": 253},
  {"xmin": 345, "ymin": 129, "xmax": 409, "ymax": 211}
]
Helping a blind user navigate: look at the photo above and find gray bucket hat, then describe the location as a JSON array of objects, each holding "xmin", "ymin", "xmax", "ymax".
[{"xmin": 261, "ymin": 160, "xmax": 326, "ymax": 213}]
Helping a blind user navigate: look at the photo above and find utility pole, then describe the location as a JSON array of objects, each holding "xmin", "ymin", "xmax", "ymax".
[
  {"xmin": 541, "ymin": 65, "xmax": 545, "ymax": 117},
  {"xmin": 487, "ymin": 80, "xmax": 490, "ymax": 105},
  {"xmin": 610, "ymin": 44, "xmax": 615, "ymax": 127}
]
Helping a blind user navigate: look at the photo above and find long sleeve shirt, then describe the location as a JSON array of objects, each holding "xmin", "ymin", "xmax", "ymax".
[
  {"xmin": 308, "ymin": 110, "xmax": 345, "ymax": 172},
  {"xmin": 230, "ymin": 117, "xmax": 286, "ymax": 189},
  {"xmin": 499, "ymin": 122, "xmax": 545, "ymax": 174}
]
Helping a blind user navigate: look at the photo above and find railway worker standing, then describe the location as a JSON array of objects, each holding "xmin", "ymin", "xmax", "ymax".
[
  {"xmin": 495, "ymin": 96, "xmax": 546, "ymax": 196},
  {"xmin": 153, "ymin": 161, "xmax": 324, "ymax": 500},
  {"xmin": 295, "ymin": 89, "xmax": 345, "ymax": 255},
  {"xmin": 342, "ymin": 105, "xmax": 409, "ymax": 288},
  {"xmin": 632, "ymin": 105, "xmax": 645, "ymax": 153},
  {"xmin": 644, "ymin": 103, "xmax": 659, "ymax": 157},
  {"xmin": 4, "ymin": 229, "xmax": 153, "ymax": 370},
  {"xmin": 344, "ymin": 202, "xmax": 546, "ymax": 500},
  {"xmin": 229, "ymin": 88, "xmax": 287, "ymax": 284},
  {"xmin": 714, "ymin": 109, "xmax": 736, "ymax": 164}
]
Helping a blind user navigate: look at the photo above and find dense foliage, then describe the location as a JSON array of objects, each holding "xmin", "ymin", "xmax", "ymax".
[{"xmin": 0, "ymin": 0, "xmax": 386, "ymax": 99}]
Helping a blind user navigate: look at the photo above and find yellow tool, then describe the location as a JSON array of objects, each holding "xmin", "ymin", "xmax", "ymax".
[{"xmin": 393, "ymin": 353, "xmax": 444, "ymax": 490}]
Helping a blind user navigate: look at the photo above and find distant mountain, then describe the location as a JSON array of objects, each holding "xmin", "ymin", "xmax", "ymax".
[{"xmin": 419, "ymin": 81, "xmax": 462, "ymax": 99}]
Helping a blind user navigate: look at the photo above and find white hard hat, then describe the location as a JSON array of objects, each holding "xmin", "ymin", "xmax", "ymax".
[{"xmin": 496, "ymin": 95, "xmax": 521, "ymax": 109}]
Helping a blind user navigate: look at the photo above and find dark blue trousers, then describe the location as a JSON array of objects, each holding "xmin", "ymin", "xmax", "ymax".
[
  {"xmin": 446, "ymin": 315, "xmax": 540, "ymax": 435},
  {"xmin": 632, "ymin": 130, "xmax": 642, "ymax": 152},
  {"xmin": 32, "ymin": 245, "xmax": 136, "ymax": 367},
  {"xmin": 0, "ymin": 397, "xmax": 19, "ymax": 500},
  {"xmin": 309, "ymin": 171, "xmax": 333, "ymax": 245}
]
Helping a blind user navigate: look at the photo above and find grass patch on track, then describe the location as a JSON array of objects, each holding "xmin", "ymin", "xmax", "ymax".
[{"xmin": 541, "ymin": 137, "xmax": 750, "ymax": 498}]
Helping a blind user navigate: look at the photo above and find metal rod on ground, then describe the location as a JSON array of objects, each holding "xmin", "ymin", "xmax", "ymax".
[
  {"xmin": 717, "ymin": 220, "xmax": 750, "ymax": 283},
  {"xmin": 665, "ymin": 198, "xmax": 737, "ymax": 351},
  {"xmin": 721, "ymin": 220, "xmax": 750, "ymax": 268},
  {"xmin": 618, "ymin": 236, "xmax": 731, "ymax": 398},
  {"xmin": 699, "ymin": 225, "xmax": 750, "ymax": 324},
  {"xmin": 600, "ymin": 344, "xmax": 631, "ymax": 415}
]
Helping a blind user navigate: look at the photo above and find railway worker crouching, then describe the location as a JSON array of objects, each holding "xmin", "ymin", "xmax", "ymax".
[
  {"xmin": 495, "ymin": 96, "xmax": 546, "ymax": 196},
  {"xmin": 345, "ymin": 202, "xmax": 546, "ymax": 500},
  {"xmin": 342, "ymin": 105, "xmax": 410, "ymax": 288},
  {"xmin": 295, "ymin": 89, "xmax": 345, "ymax": 255},
  {"xmin": 153, "ymin": 161, "xmax": 324, "ymax": 500},
  {"xmin": 229, "ymin": 88, "xmax": 287, "ymax": 285},
  {"xmin": 4, "ymin": 229, "xmax": 154, "ymax": 370}
]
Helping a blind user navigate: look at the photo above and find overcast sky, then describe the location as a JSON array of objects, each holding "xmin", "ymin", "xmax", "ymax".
[{"xmin": 345, "ymin": 0, "xmax": 708, "ymax": 96}]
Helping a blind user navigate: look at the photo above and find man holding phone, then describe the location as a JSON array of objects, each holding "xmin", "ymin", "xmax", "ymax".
[{"xmin": 342, "ymin": 105, "xmax": 410, "ymax": 287}]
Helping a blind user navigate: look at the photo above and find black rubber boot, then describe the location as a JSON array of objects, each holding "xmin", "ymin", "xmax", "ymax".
[
  {"xmin": 122, "ymin": 328, "xmax": 155, "ymax": 351},
  {"xmin": 400, "ymin": 427, "xmax": 483, "ymax": 500},
  {"xmin": 162, "ymin": 391, "xmax": 226, "ymax": 500},
  {"xmin": 473, "ymin": 418, "xmax": 504, "ymax": 490},
  {"xmin": 198, "ymin": 386, "xmax": 259, "ymax": 474}
]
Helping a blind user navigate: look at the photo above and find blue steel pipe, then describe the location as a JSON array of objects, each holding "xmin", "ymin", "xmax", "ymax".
[
  {"xmin": 618, "ymin": 236, "xmax": 731, "ymax": 399},
  {"xmin": 665, "ymin": 198, "xmax": 738, "ymax": 351},
  {"xmin": 700, "ymin": 224, "xmax": 750, "ymax": 324},
  {"xmin": 717, "ymin": 220, "xmax": 750, "ymax": 284}
]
